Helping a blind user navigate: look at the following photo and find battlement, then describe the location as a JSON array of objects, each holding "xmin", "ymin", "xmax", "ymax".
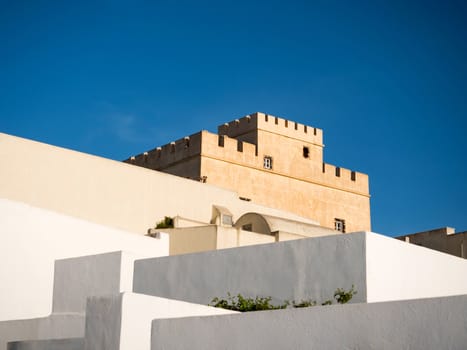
[
  {"xmin": 218, "ymin": 112, "xmax": 323, "ymax": 146},
  {"xmin": 125, "ymin": 132, "xmax": 203, "ymax": 172},
  {"xmin": 125, "ymin": 125, "xmax": 366, "ymax": 194}
]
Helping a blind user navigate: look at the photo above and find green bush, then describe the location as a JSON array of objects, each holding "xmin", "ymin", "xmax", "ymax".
[
  {"xmin": 334, "ymin": 284, "xmax": 357, "ymax": 304},
  {"xmin": 210, "ymin": 286, "xmax": 357, "ymax": 312},
  {"xmin": 210, "ymin": 293, "xmax": 287, "ymax": 312}
]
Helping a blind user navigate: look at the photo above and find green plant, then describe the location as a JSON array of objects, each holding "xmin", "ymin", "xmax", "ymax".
[
  {"xmin": 334, "ymin": 285, "xmax": 357, "ymax": 304},
  {"xmin": 292, "ymin": 299, "xmax": 316, "ymax": 308},
  {"xmin": 210, "ymin": 286, "xmax": 357, "ymax": 312},
  {"xmin": 155, "ymin": 216, "xmax": 174, "ymax": 229},
  {"xmin": 210, "ymin": 293, "xmax": 287, "ymax": 312}
]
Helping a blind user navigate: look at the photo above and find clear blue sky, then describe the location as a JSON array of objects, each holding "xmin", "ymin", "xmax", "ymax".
[{"xmin": 1, "ymin": 0, "xmax": 466, "ymax": 237}]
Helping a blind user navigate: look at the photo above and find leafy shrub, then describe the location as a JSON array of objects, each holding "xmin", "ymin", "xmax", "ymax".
[
  {"xmin": 292, "ymin": 299, "xmax": 316, "ymax": 308},
  {"xmin": 210, "ymin": 293, "xmax": 287, "ymax": 312},
  {"xmin": 210, "ymin": 286, "xmax": 357, "ymax": 312},
  {"xmin": 334, "ymin": 285, "xmax": 357, "ymax": 304}
]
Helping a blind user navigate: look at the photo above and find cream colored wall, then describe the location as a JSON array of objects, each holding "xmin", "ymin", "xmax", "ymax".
[
  {"xmin": 238, "ymin": 230, "xmax": 275, "ymax": 246},
  {"xmin": 1, "ymin": 133, "xmax": 313, "ymax": 235},
  {"xmin": 155, "ymin": 225, "xmax": 279, "ymax": 254},
  {"xmin": 162, "ymin": 226, "xmax": 218, "ymax": 255},
  {"xmin": 198, "ymin": 114, "xmax": 371, "ymax": 232},
  {"xmin": 201, "ymin": 156, "xmax": 370, "ymax": 232}
]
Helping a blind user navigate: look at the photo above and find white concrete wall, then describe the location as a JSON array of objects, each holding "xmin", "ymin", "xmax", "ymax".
[
  {"xmin": 0, "ymin": 198, "xmax": 169, "ymax": 321},
  {"xmin": 366, "ymin": 232, "xmax": 467, "ymax": 302},
  {"xmin": 151, "ymin": 294, "xmax": 467, "ymax": 349},
  {"xmin": 0, "ymin": 314, "xmax": 84, "ymax": 350},
  {"xmin": 84, "ymin": 293, "xmax": 237, "ymax": 350},
  {"xmin": 119, "ymin": 293, "xmax": 237, "ymax": 350},
  {"xmin": 134, "ymin": 233, "xmax": 368, "ymax": 306}
]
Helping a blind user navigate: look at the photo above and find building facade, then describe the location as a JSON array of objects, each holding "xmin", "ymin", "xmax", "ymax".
[
  {"xmin": 396, "ymin": 227, "xmax": 466, "ymax": 258},
  {"xmin": 126, "ymin": 112, "xmax": 371, "ymax": 233}
]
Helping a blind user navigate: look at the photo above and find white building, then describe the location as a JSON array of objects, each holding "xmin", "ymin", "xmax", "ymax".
[{"xmin": 1, "ymin": 132, "xmax": 466, "ymax": 349}]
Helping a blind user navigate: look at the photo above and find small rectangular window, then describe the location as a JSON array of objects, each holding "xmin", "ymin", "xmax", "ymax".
[
  {"xmin": 263, "ymin": 156, "xmax": 273, "ymax": 170},
  {"xmin": 351, "ymin": 171, "xmax": 356, "ymax": 181},
  {"xmin": 303, "ymin": 146, "xmax": 309, "ymax": 158},
  {"xmin": 334, "ymin": 218, "xmax": 346, "ymax": 233}
]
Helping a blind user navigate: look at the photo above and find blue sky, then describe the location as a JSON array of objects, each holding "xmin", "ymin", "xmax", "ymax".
[{"xmin": 1, "ymin": 0, "xmax": 466, "ymax": 237}]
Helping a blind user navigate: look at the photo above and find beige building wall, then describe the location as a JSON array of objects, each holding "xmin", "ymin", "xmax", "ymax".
[
  {"xmin": 0, "ymin": 133, "xmax": 319, "ymax": 236},
  {"xmin": 396, "ymin": 227, "xmax": 466, "ymax": 258},
  {"xmin": 127, "ymin": 112, "xmax": 371, "ymax": 232}
]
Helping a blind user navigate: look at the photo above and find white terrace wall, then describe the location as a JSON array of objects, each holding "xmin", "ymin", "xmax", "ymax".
[
  {"xmin": 366, "ymin": 232, "xmax": 467, "ymax": 302},
  {"xmin": 134, "ymin": 232, "xmax": 467, "ymax": 307},
  {"xmin": 133, "ymin": 232, "xmax": 368, "ymax": 306},
  {"xmin": 0, "ymin": 132, "xmax": 318, "ymax": 234},
  {"xmin": 84, "ymin": 293, "xmax": 237, "ymax": 350},
  {"xmin": 0, "ymin": 198, "xmax": 169, "ymax": 321},
  {"xmin": 151, "ymin": 294, "xmax": 467, "ymax": 350}
]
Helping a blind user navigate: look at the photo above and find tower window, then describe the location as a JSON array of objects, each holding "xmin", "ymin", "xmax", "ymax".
[
  {"xmin": 303, "ymin": 146, "xmax": 309, "ymax": 158},
  {"xmin": 334, "ymin": 218, "xmax": 346, "ymax": 233},
  {"xmin": 263, "ymin": 156, "xmax": 273, "ymax": 170}
]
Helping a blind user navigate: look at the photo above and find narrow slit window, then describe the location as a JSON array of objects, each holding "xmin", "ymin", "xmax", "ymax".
[{"xmin": 303, "ymin": 146, "xmax": 310, "ymax": 158}]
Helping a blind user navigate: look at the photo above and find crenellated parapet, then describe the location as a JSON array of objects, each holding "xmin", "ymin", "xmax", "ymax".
[
  {"xmin": 124, "ymin": 111, "xmax": 370, "ymax": 231},
  {"xmin": 218, "ymin": 112, "xmax": 323, "ymax": 147},
  {"xmin": 124, "ymin": 132, "xmax": 203, "ymax": 172},
  {"xmin": 125, "ymin": 114, "xmax": 367, "ymax": 194}
]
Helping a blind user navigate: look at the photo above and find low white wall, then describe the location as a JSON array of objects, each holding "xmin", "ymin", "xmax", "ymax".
[
  {"xmin": 0, "ymin": 314, "xmax": 84, "ymax": 350},
  {"xmin": 120, "ymin": 293, "xmax": 237, "ymax": 350},
  {"xmin": 134, "ymin": 233, "xmax": 368, "ymax": 306},
  {"xmin": 0, "ymin": 198, "xmax": 169, "ymax": 321},
  {"xmin": 84, "ymin": 293, "xmax": 237, "ymax": 350},
  {"xmin": 151, "ymin": 294, "xmax": 467, "ymax": 349},
  {"xmin": 366, "ymin": 232, "xmax": 467, "ymax": 302}
]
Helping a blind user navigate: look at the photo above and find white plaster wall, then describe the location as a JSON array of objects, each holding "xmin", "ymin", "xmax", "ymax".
[
  {"xmin": 119, "ymin": 293, "xmax": 237, "ymax": 350},
  {"xmin": 0, "ymin": 198, "xmax": 169, "ymax": 321},
  {"xmin": 84, "ymin": 293, "xmax": 237, "ymax": 350},
  {"xmin": 151, "ymin": 294, "xmax": 467, "ymax": 349},
  {"xmin": 366, "ymin": 232, "xmax": 467, "ymax": 302},
  {"xmin": 134, "ymin": 233, "xmax": 368, "ymax": 306},
  {"xmin": 0, "ymin": 314, "xmax": 84, "ymax": 350}
]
